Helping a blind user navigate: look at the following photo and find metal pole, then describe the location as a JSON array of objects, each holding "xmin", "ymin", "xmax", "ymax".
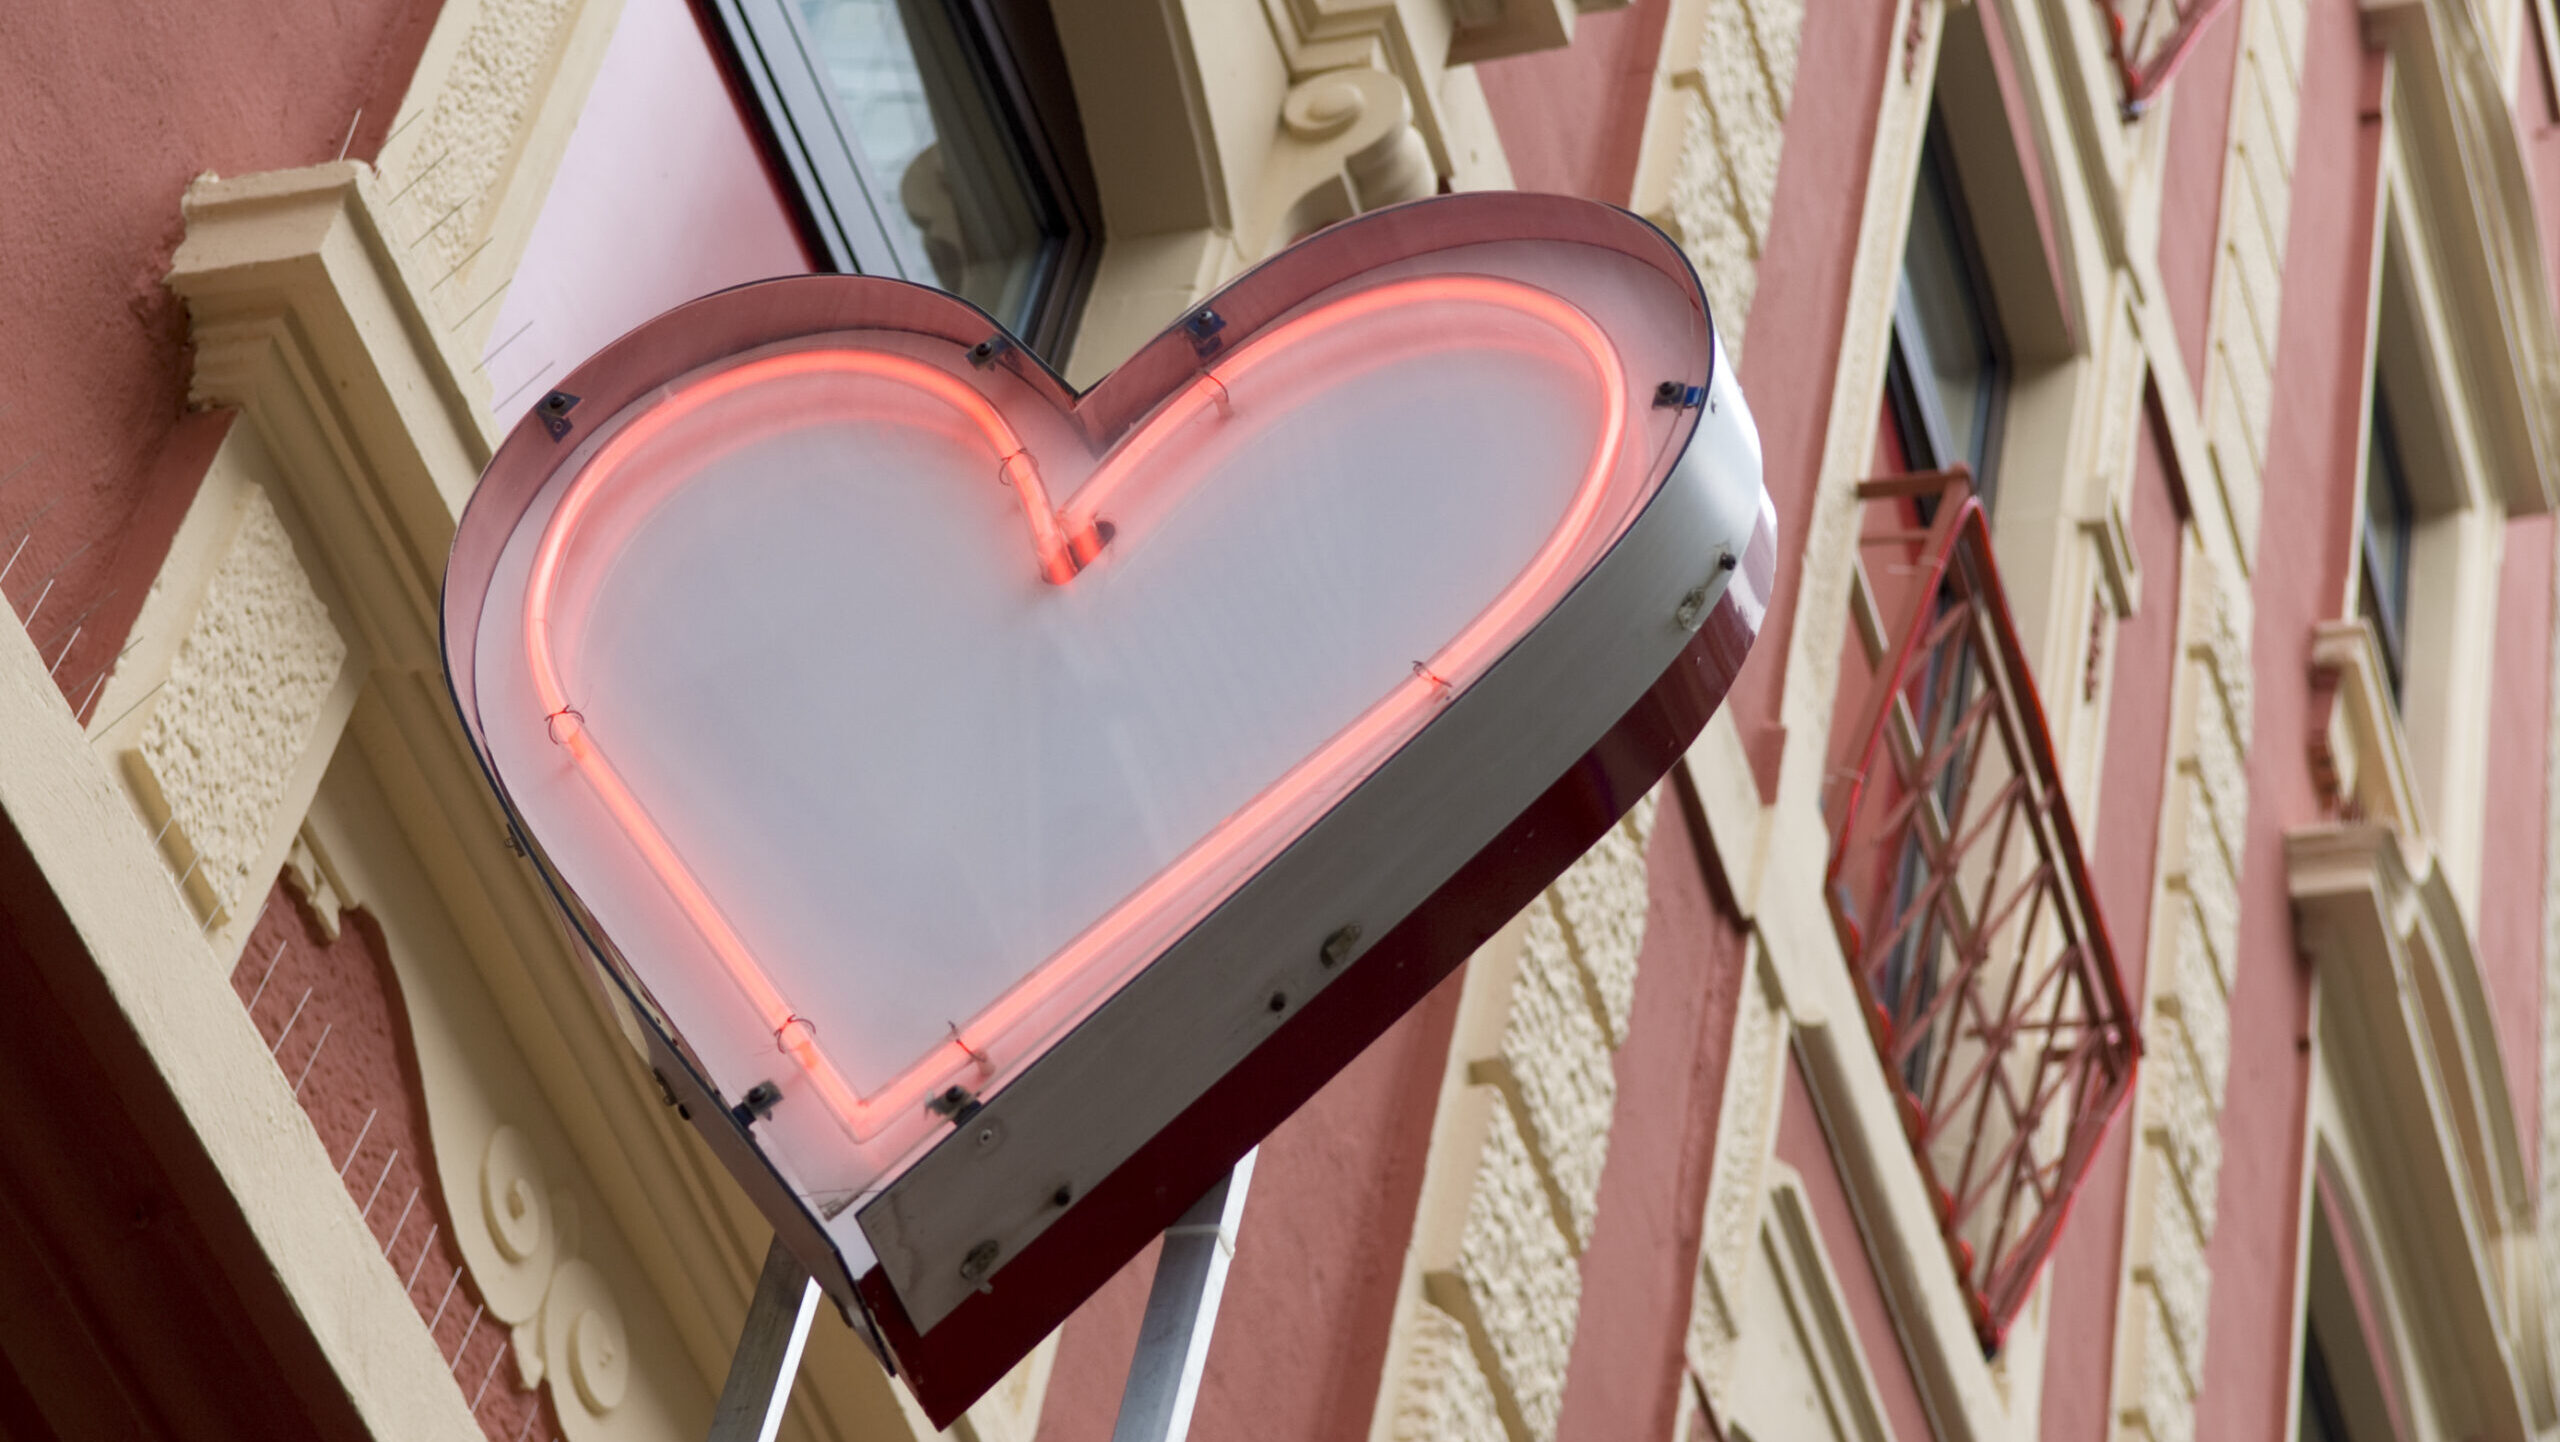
[
  {"xmin": 709, "ymin": 1237, "xmax": 822, "ymax": 1442},
  {"xmin": 1110, "ymin": 1148, "xmax": 1258, "ymax": 1442}
]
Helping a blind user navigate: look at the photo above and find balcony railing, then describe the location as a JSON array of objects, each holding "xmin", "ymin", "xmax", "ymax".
[
  {"xmin": 1824, "ymin": 468, "xmax": 2140, "ymax": 1350},
  {"xmin": 2102, "ymin": 0, "xmax": 2239, "ymax": 114}
]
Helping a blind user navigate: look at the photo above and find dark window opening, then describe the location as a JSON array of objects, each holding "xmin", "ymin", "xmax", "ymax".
[
  {"xmin": 1884, "ymin": 117, "xmax": 2010, "ymax": 504},
  {"xmin": 2359, "ymin": 393, "xmax": 2414, "ymax": 700},
  {"xmin": 700, "ymin": 0, "xmax": 1099, "ymax": 359}
]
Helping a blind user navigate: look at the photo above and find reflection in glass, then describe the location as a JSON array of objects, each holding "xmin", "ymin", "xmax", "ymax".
[{"xmin": 798, "ymin": 0, "xmax": 1054, "ymax": 330}]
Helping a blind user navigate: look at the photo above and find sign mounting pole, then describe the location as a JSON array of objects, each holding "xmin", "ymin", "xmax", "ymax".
[
  {"xmin": 709, "ymin": 1238, "xmax": 822, "ymax": 1442},
  {"xmin": 1110, "ymin": 1149, "xmax": 1257, "ymax": 1442}
]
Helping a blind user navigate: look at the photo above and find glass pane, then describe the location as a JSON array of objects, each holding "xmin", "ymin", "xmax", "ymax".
[
  {"xmin": 1900, "ymin": 145, "xmax": 1998, "ymax": 475},
  {"xmin": 2364, "ymin": 399, "xmax": 2413, "ymax": 626},
  {"xmin": 798, "ymin": 0, "xmax": 1051, "ymax": 329}
]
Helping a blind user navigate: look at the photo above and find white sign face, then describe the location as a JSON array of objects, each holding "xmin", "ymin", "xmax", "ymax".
[{"xmin": 446, "ymin": 194, "xmax": 1769, "ymax": 1401}]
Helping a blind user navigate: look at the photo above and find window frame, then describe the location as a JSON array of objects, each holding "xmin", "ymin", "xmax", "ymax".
[
  {"xmin": 693, "ymin": 0, "xmax": 1101, "ymax": 359},
  {"xmin": 1883, "ymin": 116, "xmax": 2012, "ymax": 503}
]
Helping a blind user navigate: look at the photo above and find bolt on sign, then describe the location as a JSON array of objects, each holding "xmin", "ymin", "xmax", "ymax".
[{"xmin": 442, "ymin": 193, "xmax": 1774, "ymax": 1424}]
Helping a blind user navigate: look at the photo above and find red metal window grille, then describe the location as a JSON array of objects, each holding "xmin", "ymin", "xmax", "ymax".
[
  {"xmin": 1824, "ymin": 467, "xmax": 2141, "ymax": 1350},
  {"xmin": 2103, "ymin": 0, "xmax": 2240, "ymax": 113}
]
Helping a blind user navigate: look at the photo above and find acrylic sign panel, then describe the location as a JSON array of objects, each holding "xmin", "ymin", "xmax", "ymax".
[{"xmin": 445, "ymin": 197, "xmax": 1768, "ymax": 1388}]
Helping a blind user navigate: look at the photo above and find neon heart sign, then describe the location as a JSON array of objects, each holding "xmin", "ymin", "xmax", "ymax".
[{"xmin": 444, "ymin": 194, "xmax": 1771, "ymax": 1419}]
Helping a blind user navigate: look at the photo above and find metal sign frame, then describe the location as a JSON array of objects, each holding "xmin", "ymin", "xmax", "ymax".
[{"xmin": 443, "ymin": 192, "xmax": 1773, "ymax": 1425}]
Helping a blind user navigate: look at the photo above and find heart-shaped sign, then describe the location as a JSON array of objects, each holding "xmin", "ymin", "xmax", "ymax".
[{"xmin": 445, "ymin": 193, "xmax": 1769, "ymax": 1412}]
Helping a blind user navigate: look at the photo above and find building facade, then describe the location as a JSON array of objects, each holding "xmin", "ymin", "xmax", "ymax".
[{"xmin": 3, "ymin": 0, "xmax": 2559, "ymax": 1438}]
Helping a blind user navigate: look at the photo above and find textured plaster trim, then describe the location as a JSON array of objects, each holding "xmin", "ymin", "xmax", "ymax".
[
  {"xmin": 1389, "ymin": 1302, "xmax": 1508, "ymax": 1442},
  {"xmin": 1476, "ymin": 898, "xmax": 1619, "ymax": 1246},
  {"xmin": 373, "ymin": 0, "xmax": 613, "ymax": 356},
  {"xmin": 1428, "ymin": 1095, "xmax": 1583, "ymax": 1442},
  {"xmin": 0, "ymin": 515, "xmax": 483, "ymax": 1441},
  {"xmin": 1633, "ymin": 0, "xmax": 1808, "ymax": 365},
  {"xmin": 400, "ymin": 0, "xmax": 624, "ymax": 359},
  {"xmin": 2102, "ymin": 543, "xmax": 2241, "ymax": 1442},
  {"xmin": 1367, "ymin": 919, "xmax": 1530, "ymax": 1442},
  {"xmin": 128, "ymin": 485, "xmax": 354, "ymax": 946}
]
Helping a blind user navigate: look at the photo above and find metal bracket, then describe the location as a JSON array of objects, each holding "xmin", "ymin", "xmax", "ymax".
[
  {"xmin": 1110, "ymin": 1149, "xmax": 1257, "ymax": 1442},
  {"xmin": 708, "ymin": 1238, "xmax": 822, "ymax": 1442}
]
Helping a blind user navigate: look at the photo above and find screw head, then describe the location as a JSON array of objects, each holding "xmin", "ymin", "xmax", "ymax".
[{"xmin": 1268, "ymin": 991, "xmax": 1288, "ymax": 1014}]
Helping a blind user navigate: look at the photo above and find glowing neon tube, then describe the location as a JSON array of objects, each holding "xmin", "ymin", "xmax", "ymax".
[{"xmin": 521, "ymin": 276, "xmax": 1632, "ymax": 1145}]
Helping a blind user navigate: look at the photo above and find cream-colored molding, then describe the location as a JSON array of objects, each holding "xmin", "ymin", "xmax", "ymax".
[
  {"xmin": 1677, "ymin": 708, "xmax": 1768, "ymax": 918},
  {"xmin": 162, "ymin": 161, "xmax": 947, "ymax": 1441},
  {"xmin": 1244, "ymin": 66, "xmax": 1439, "ymax": 259},
  {"xmin": 1250, "ymin": 0, "xmax": 1518, "ymax": 185},
  {"xmin": 2289, "ymin": 823, "xmax": 2540, "ymax": 1439},
  {"xmin": 1052, "ymin": 0, "xmax": 1497, "ymax": 380},
  {"xmin": 2306, "ymin": 620, "xmax": 2430, "ymax": 857},
  {"xmin": 2365, "ymin": 0, "xmax": 2560, "ymax": 519},
  {"xmin": 0, "ymin": 509, "xmax": 486, "ymax": 1442},
  {"xmin": 1719, "ymin": 1169, "xmax": 1895, "ymax": 1442},
  {"xmin": 1684, "ymin": 942, "xmax": 1791, "ymax": 1415},
  {"xmin": 2321, "ymin": 82, "xmax": 2512, "ymax": 925},
  {"xmin": 2535, "ymin": 0, "xmax": 2560, "ymax": 113},
  {"xmin": 2360, "ymin": 0, "xmax": 2560, "ymax": 516},
  {"xmin": 375, "ymin": 0, "xmax": 628, "ymax": 362},
  {"xmin": 304, "ymin": 758, "xmax": 694, "ymax": 1441},
  {"xmin": 2106, "ymin": 544, "xmax": 2252, "ymax": 1442}
]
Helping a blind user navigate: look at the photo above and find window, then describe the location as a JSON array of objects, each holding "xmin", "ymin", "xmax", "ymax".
[
  {"xmin": 702, "ymin": 0, "xmax": 1099, "ymax": 357},
  {"xmin": 1884, "ymin": 119, "xmax": 2009, "ymax": 499},
  {"xmin": 1867, "ymin": 116, "xmax": 2013, "ymax": 1052},
  {"xmin": 2358, "ymin": 394, "xmax": 2415, "ymax": 698}
]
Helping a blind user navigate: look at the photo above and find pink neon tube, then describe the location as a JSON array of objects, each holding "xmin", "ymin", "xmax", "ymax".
[{"xmin": 521, "ymin": 276, "xmax": 1632, "ymax": 1145}]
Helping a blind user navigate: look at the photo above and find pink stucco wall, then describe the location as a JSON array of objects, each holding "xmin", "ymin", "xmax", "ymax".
[
  {"xmin": 2156, "ymin": 10, "xmax": 2246, "ymax": 397},
  {"xmin": 0, "ymin": 0, "xmax": 442, "ymax": 708},
  {"xmin": 2040, "ymin": 406, "xmax": 2189, "ymax": 1440},
  {"xmin": 2480, "ymin": 512, "xmax": 2553, "ymax": 1184},
  {"xmin": 2192, "ymin": 9, "xmax": 2387, "ymax": 1434},
  {"xmin": 1475, "ymin": 0, "xmax": 1672, "ymax": 205},
  {"xmin": 1552, "ymin": 793, "xmax": 1752, "ymax": 1442}
]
